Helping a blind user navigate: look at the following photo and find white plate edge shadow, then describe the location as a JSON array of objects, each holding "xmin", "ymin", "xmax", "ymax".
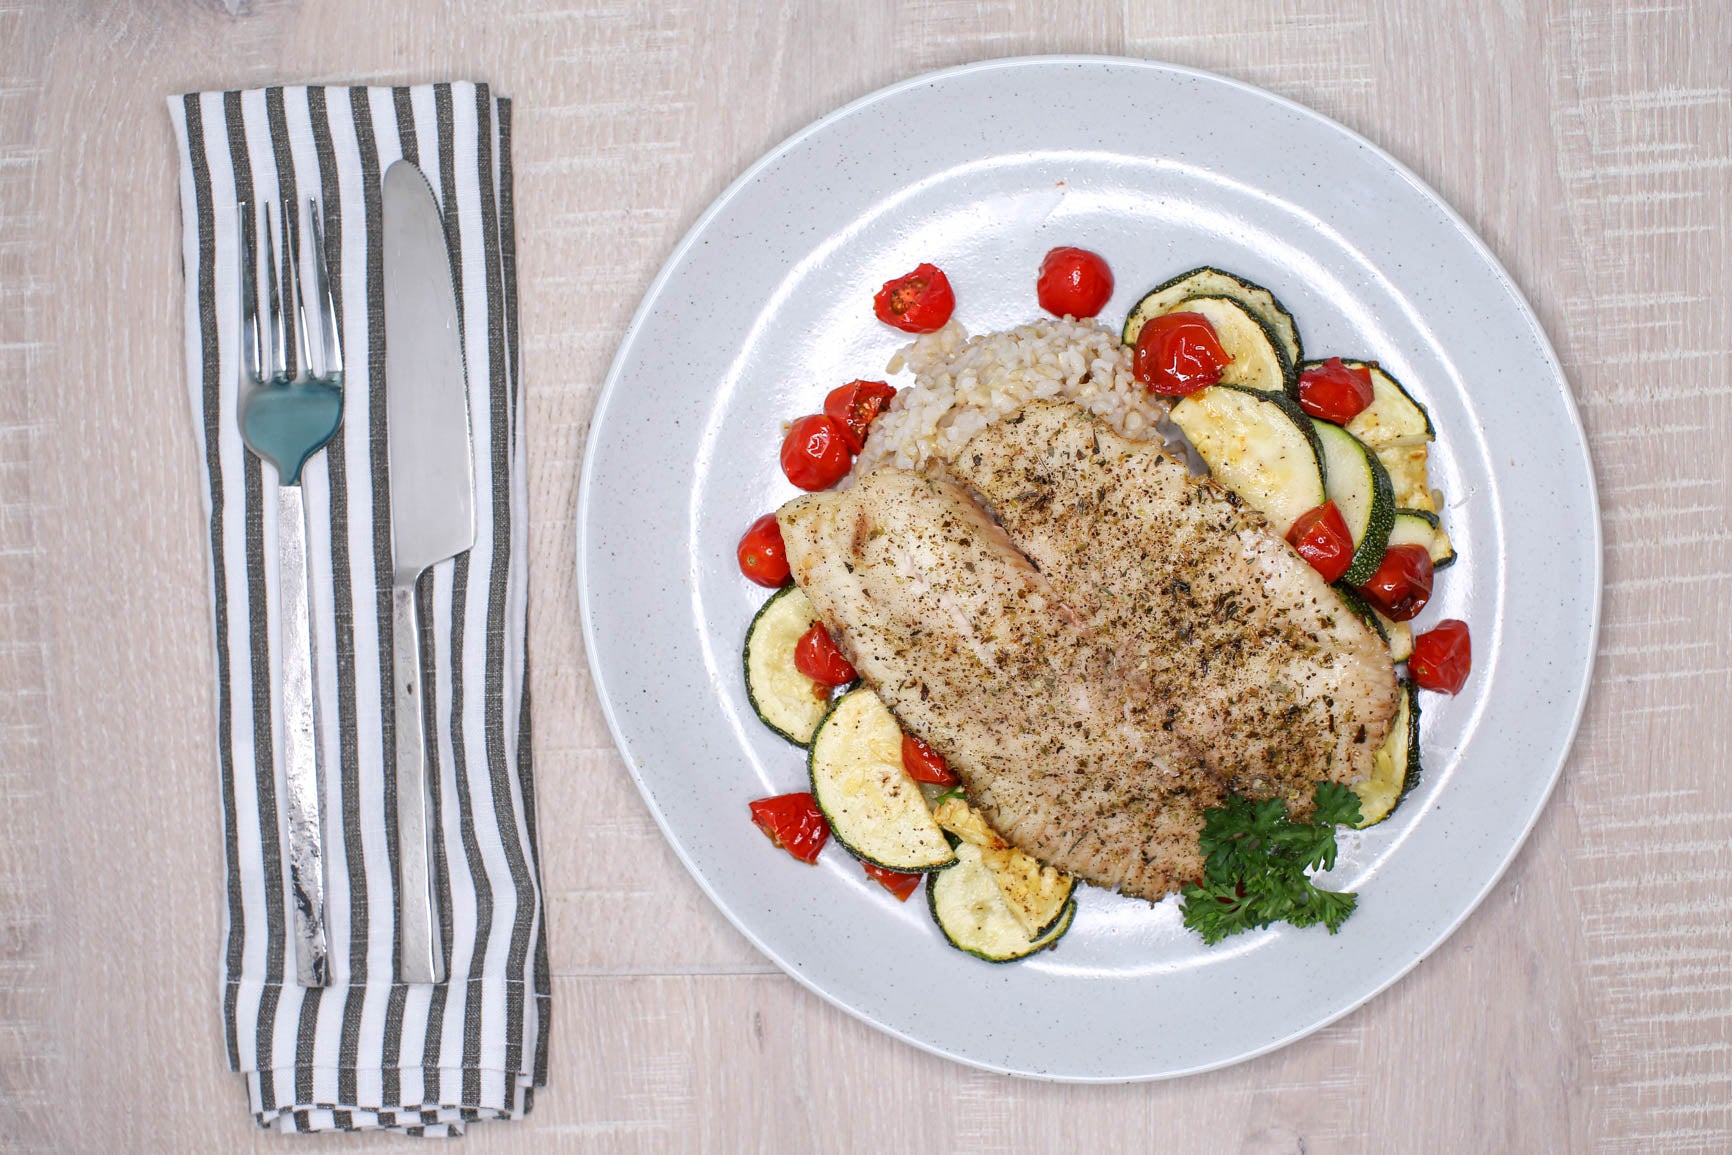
[{"xmin": 575, "ymin": 54, "xmax": 1603, "ymax": 1081}]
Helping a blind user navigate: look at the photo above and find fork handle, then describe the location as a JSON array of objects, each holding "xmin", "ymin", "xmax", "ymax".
[
  {"xmin": 391, "ymin": 578, "xmax": 444, "ymax": 984},
  {"xmin": 278, "ymin": 484, "xmax": 330, "ymax": 987}
]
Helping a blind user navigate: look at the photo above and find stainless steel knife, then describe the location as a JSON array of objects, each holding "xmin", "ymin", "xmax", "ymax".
[{"xmin": 382, "ymin": 160, "xmax": 474, "ymax": 985}]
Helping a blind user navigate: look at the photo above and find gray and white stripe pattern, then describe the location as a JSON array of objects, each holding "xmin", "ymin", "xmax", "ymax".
[{"xmin": 168, "ymin": 83, "xmax": 546, "ymax": 1136}]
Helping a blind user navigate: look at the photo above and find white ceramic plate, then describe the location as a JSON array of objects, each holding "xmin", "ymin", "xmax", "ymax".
[{"xmin": 577, "ymin": 57, "xmax": 1599, "ymax": 1080}]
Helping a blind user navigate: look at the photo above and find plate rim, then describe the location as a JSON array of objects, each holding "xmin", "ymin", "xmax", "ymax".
[{"xmin": 575, "ymin": 53, "xmax": 1603, "ymax": 1081}]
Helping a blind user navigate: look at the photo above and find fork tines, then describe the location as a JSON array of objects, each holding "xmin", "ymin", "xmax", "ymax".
[
  {"xmin": 306, "ymin": 199, "xmax": 343, "ymax": 379},
  {"xmin": 239, "ymin": 198, "xmax": 343, "ymax": 386},
  {"xmin": 239, "ymin": 200, "xmax": 263, "ymax": 384}
]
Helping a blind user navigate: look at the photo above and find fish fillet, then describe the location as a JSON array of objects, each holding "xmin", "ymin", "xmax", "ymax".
[{"xmin": 777, "ymin": 401, "xmax": 1398, "ymax": 899}]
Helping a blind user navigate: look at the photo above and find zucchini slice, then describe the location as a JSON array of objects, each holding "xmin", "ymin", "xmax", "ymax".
[
  {"xmin": 1310, "ymin": 420, "xmax": 1396, "ymax": 585},
  {"xmin": 809, "ymin": 688, "xmax": 955, "ymax": 873},
  {"xmin": 1172, "ymin": 295, "xmax": 1293, "ymax": 395},
  {"xmin": 1389, "ymin": 508, "xmax": 1457, "ymax": 569},
  {"xmin": 1308, "ymin": 359, "xmax": 1437, "ymax": 509},
  {"xmin": 1385, "ymin": 618, "xmax": 1413, "ymax": 664},
  {"xmin": 933, "ymin": 797, "xmax": 1075, "ymax": 938},
  {"xmin": 743, "ymin": 585, "xmax": 831, "ymax": 746},
  {"xmin": 1377, "ymin": 444, "xmax": 1437, "ymax": 513},
  {"xmin": 927, "ymin": 841, "xmax": 1077, "ymax": 963},
  {"xmin": 932, "ymin": 796, "xmax": 1001, "ymax": 848},
  {"xmin": 1122, "ymin": 266, "xmax": 1303, "ymax": 369},
  {"xmin": 1335, "ymin": 360, "xmax": 1434, "ymax": 449},
  {"xmin": 1353, "ymin": 680, "xmax": 1421, "ymax": 827},
  {"xmin": 1170, "ymin": 385, "xmax": 1326, "ymax": 536}
]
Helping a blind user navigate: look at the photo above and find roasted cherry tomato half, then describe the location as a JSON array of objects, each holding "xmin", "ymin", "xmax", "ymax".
[
  {"xmin": 779, "ymin": 414, "xmax": 853, "ymax": 491},
  {"xmin": 793, "ymin": 621, "xmax": 857, "ymax": 687},
  {"xmin": 823, "ymin": 379, "xmax": 898, "ymax": 454},
  {"xmin": 1410, "ymin": 619, "xmax": 1472, "ymax": 694},
  {"xmin": 748, "ymin": 792, "xmax": 830, "ymax": 865},
  {"xmin": 873, "ymin": 263, "xmax": 955, "ymax": 333},
  {"xmin": 1285, "ymin": 501, "xmax": 1356, "ymax": 584},
  {"xmin": 901, "ymin": 733, "xmax": 959, "ymax": 786},
  {"xmin": 1036, "ymin": 246, "xmax": 1114, "ymax": 319},
  {"xmin": 1356, "ymin": 543, "xmax": 1434, "ymax": 622},
  {"xmin": 737, "ymin": 513, "xmax": 790, "ymax": 588},
  {"xmin": 1133, "ymin": 311, "xmax": 1232, "ymax": 395},
  {"xmin": 1297, "ymin": 357, "xmax": 1375, "ymax": 424},
  {"xmin": 860, "ymin": 860, "xmax": 923, "ymax": 901}
]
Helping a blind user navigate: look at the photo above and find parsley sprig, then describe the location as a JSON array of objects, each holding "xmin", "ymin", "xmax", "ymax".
[{"xmin": 1180, "ymin": 782, "xmax": 1362, "ymax": 945}]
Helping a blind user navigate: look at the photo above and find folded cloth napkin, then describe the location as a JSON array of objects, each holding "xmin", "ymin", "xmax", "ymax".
[{"xmin": 168, "ymin": 83, "xmax": 548, "ymax": 1135}]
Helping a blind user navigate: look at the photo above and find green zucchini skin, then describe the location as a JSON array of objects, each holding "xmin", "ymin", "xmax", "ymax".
[
  {"xmin": 1391, "ymin": 507, "xmax": 1458, "ymax": 569},
  {"xmin": 926, "ymin": 844, "xmax": 1078, "ymax": 963},
  {"xmin": 743, "ymin": 584, "xmax": 836, "ymax": 747},
  {"xmin": 1399, "ymin": 682, "xmax": 1423, "ymax": 807},
  {"xmin": 930, "ymin": 797, "xmax": 1076, "ymax": 938},
  {"xmin": 1171, "ymin": 384, "xmax": 1327, "ymax": 537},
  {"xmin": 1332, "ymin": 585, "xmax": 1389, "ymax": 644},
  {"xmin": 1312, "ymin": 358, "xmax": 1435, "ymax": 446},
  {"xmin": 808, "ymin": 688, "xmax": 956, "ymax": 873},
  {"xmin": 1168, "ymin": 293, "xmax": 1295, "ymax": 395},
  {"xmin": 1243, "ymin": 386, "xmax": 1327, "ymax": 473},
  {"xmin": 1025, "ymin": 890, "xmax": 1074, "ymax": 941},
  {"xmin": 1310, "ymin": 419, "xmax": 1397, "ymax": 586},
  {"xmin": 1353, "ymin": 680, "xmax": 1422, "ymax": 828},
  {"xmin": 1122, "ymin": 265, "xmax": 1303, "ymax": 371},
  {"xmin": 1330, "ymin": 583, "xmax": 1410, "ymax": 661},
  {"xmin": 1234, "ymin": 384, "xmax": 1329, "ymax": 508}
]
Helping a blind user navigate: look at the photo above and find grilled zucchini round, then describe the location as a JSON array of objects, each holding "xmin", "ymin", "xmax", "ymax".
[
  {"xmin": 809, "ymin": 688, "xmax": 955, "ymax": 873},
  {"xmin": 1330, "ymin": 359, "xmax": 1434, "ymax": 448},
  {"xmin": 1167, "ymin": 294, "xmax": 1293, "ymax": 395},
  {"xmin": 927, "ymin": 841, "xmax": 1078, "ymax": 963},
  {"xmin": 1310, "ymin": 419, "xmax": 1396, "ymax": 585},
  {"xmin": 1122, "ymin": 265, "xmax": 1303, "ymax": 370},
  {"xmin": 1389, "ymin": 507, "xmax": 1457, "ymax": 569},
  {"xmin": 743, "ymin": 584, "xmax": 832, "ymax": 746},
  {"xmin": 1353, "ymin": 679, "xmax": 1421, "ymax": 827},
  {"xmin": 1169, "ymin": 384, "xmax": 1325, "ymax": 536}
]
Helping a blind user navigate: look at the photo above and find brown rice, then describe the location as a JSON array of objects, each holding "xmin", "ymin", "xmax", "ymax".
[{"xmin": 849, "ymin": 317, "xmax": 1189, "ymax": 481}]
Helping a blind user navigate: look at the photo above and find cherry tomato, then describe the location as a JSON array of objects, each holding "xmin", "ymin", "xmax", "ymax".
[
  {"xmin": 748, "ymin": 792, "xmax": 830, "ymax": 864},
  {"xmin": 737, "ymin": 513, "xmax": 790, "ymax": 588},
  {"xmin": 1410, "ymin": 619, "xmax": 1472, "ymax": 694},
  {"xmin": 1133, "ymin": 312, "xmax": 1232, "ymax": 395},
  {"xmin": 823, "ymin": 380, "xmax": 898, "ymax": 454},
  {"xmin": 1356, "ymin": 543, "xmax": 1434, "ymax": 622},
  {"xmin": 1036, "ymin": 246, "xmax": 1114, "ymax": 319},
  {"xmin": 793, "ymin": 621, "xmax": 857, "ymax": 687},
  {"xmin": 873, "ymin": 263, "xmax": 955, "ymax": 333},
  {"xmin": 1297, "ymin": 357, "xmax": 1375, "ymax": 424},
  {"xmin": 901, "ymin": 733, "xmax": 958, "ymax": 786},
  {"xmin": 780, "ymin": 414, "xmax": 853, "ymax": 491},
  {"xmin": 1285, "ymin": 501, "xmax": 1356, "ymax": 584},
  {"xmin": 860, "ymin": 860, "xmax": 923, "ymax": 901}
]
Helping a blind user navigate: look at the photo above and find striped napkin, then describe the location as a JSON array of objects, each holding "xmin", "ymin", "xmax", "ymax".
[{"xmin": 168, "ymin": 83, "xmax": 548, "ymax": 1135}]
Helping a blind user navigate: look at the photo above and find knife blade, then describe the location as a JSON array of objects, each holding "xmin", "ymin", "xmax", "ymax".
[{"xmin": 382, "ymin": 160, "xmax": 474, "ymax": 985}]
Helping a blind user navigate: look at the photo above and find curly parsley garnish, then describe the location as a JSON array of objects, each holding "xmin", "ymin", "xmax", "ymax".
[{"xmin": 1180, "ymin": 782, "xmax": 1362, "ymax": 945}]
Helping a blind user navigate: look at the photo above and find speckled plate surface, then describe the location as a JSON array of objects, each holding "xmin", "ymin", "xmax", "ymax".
[{"xmin": 576, "ymin": 57, "xmax": 1600, "ymax": 1080}]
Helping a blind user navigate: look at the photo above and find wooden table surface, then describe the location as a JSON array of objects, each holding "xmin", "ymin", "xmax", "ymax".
[{"xmin": 3, "ymin": 1, "xmax": 1728, "ymax": 1151}]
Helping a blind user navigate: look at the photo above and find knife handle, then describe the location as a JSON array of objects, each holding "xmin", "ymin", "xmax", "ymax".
[
  {"xmin": 391, "ymin": 579, "xmax": 444, "ymax": 984},
  {"xmin": 279, "ymin": 484, "xmax": 331, "ymax": 987}
]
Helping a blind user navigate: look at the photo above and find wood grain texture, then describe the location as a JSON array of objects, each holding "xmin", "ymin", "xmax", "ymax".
[{"xmin": 0, "ymin": 0, "xmax": 1727, "ymax": 1150}]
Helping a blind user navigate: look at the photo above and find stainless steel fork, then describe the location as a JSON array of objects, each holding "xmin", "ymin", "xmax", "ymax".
[{"xmin": 238, "ymin": 199, "xmax": 345, "ymax": 987}]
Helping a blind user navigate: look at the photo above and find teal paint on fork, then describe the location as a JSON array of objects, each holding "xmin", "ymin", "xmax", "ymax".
[
  {"xmin": 239, "ymin": 196, "xmax": 345, "ymax": 485},
  {"xmin": 241, "ymin": 379, "xmax": 343, "ymax": 485}
]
